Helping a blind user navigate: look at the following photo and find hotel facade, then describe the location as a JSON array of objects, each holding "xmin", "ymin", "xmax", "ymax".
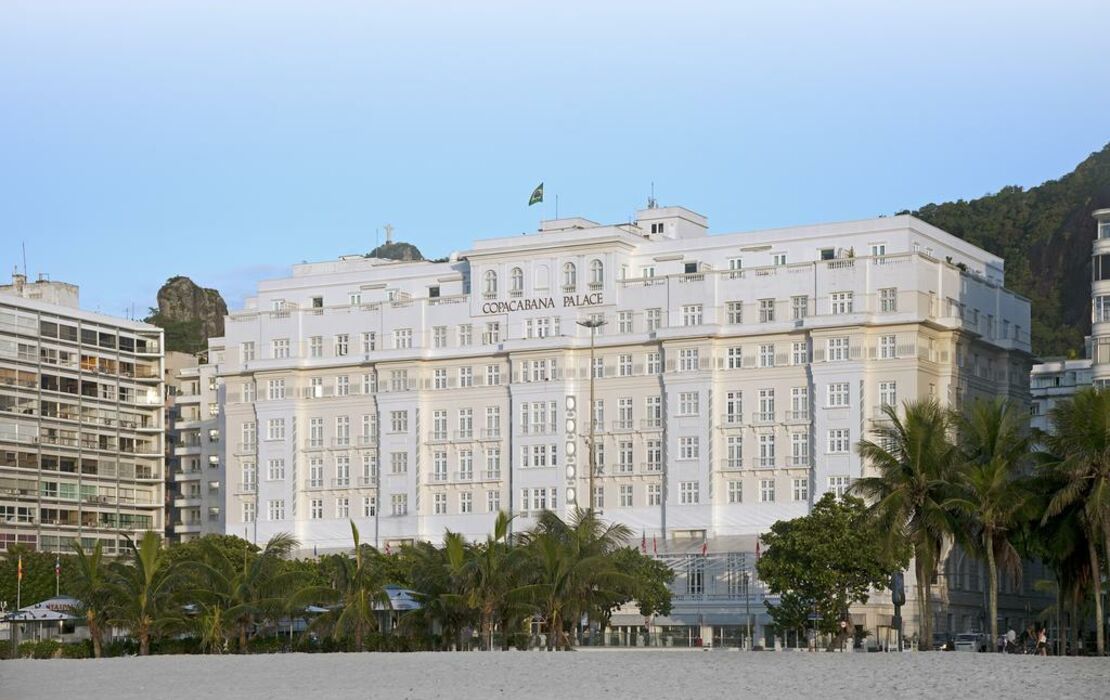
[
  {"xmin": 0, "ymin": 274, "xmax": 165, "ymax": 555},
  {"xmin": 214, "ymin": 205, "xmax": 1033, "ymax": 564}
]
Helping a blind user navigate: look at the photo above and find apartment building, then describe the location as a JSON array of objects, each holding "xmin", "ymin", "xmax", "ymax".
[
  {"xmin": 0, "ymin": 273, "xmax": 165, "ymax": 554},
  {"xmin": 214, "ymin": 206, "xmax": 1031, "ymax": 561}
]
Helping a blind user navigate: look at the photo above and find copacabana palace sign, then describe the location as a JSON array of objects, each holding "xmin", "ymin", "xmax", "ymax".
[{"xmin": 481, "ymin": 292, "xmax": 603, "ymax": 314}]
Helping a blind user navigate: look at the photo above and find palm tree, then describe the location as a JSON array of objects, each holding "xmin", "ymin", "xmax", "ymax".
[
  {"xmin": 853, "ymin": 398, "xmax": 961, "ymax": 650},
  {"xmin": 66, "ymin": 540, "xmax": 110, "ymax": 658},
  {"xmin": 949, "ymin": 398, "xmax": 1030, "ymax": 652},
  {"xmin": 106, "ymin": 531, "xmax": 181, "ymax": 655},
  {"xmin": 1040, "ymin": 387, "xmax": 1110, "ymax": 655},
  {"xmin": 404, "ymin": 537, "xmax": 472, "ymax": 650},
  {"xmin": 312, "ymin": 521, "xmax": 391, "ymax": 650},
  {"xmin": 459, "ymin": 511, "xmax": 523, "ymax": 650},
  {"xmin": 185, "ymin": 532, "xmax": 301, "ymax": 653}
]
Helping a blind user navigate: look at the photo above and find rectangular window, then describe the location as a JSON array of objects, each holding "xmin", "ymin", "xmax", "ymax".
[
  {"xmin": 791, "ymin": 341, "xmax": 808, "ymax": 365},
  {"xmin": 391, "ymin": 493, "xmax": 408, "ymax": 516},
  {"xmin": 879, "ymin": 335, "xmax": 897, "ymax": 359},
  {"xmin": 759, "ymin": 298, "xmax": 775, "ymax": 323},
  {"xmin": 393, "ymin": 328, "xmax": 413, "ymax": 349},
  {"xmin": 827, "ymin": 429, "xmax": 851, "ymax": 454},
  {"xmin": 879, "ymin": 288, "xmax": 897, "ymax": 313},
  {"xmin": 459, "ymin": 492, "xmax": 473, "ymax": 514},
  {"xmin": 361, "ymin": 332, "xmax": 376, "ymax": 353},
  {"xmin": 433, "ymin": 493, "xmax": 447, "ymax": 515},
  {"xmin": 879, "ymin": 381, "xmax": 897, "ymax": 408},
  {"xmin": 680, "ymin": 481, "xmax": 699, "ymax": 504},
  {"xmin": 646, "ymin": 352, "xmax": 662, "ymax": 375},
  {"xmin": 268, "ymin": 499, "xmax": 286, "ymax": 521},
  {"xmin": 828, "ymin": 475, "xmax": 851, "ymax": 497},
  {"xmin": 390, "ymin": 410, "xmax": 409, "ymax": 433},
  {"xmin": 619, "ymin": 484, "xmax": 633, "ymax": 507},
  {"xmin": 826, "ymin": 337, "xmax": 849, "ymax": 361},
  {"xmin": 391, "ymin": 452, "xmax": 408, "ymax": 474},
  {"xmin": 618, "ymin": 441, "xmax": 633, "ymax": 473},
  {"xmin": 645, "ymin": 308, "xmax": 662, "ymax": 331},
  {"xmin": 336, "ymin": 497, "xmax": 349, "ymax": 519},
  {"xmin": 678, "ymin": 391, "xmax": 699, "ymax": 416},
  {"xmin": 618, "ymin": 311, "xmax": 633, "ymax": 334},
  {"xmin": 336, "ymin": 375, "xmax": 350, "ymax": 396},
  {"xmin": 727, "ymin": 346, "xmax": 743, "ymax": 369},
  {"xmin": 758, "ymin": 434, "xmax": 775, "ymax": 467},
  {"xmin": 792, "ymin": 296, "xmax": 808, "ymax": 320},
  {"xmin": 830, "ymin": 292, "xmax": 854, "ymax": 315},
  {"xmin": 433, "ymin": 326, "xmax": 447, "ymax": 348},
  {"xmin": 242, "ymin": 502, "xmax": 256, "ymax": 523},
  {"xmin": 240, "ymin": 342, "xmax": 255, "ymax": 362},
  {"xmin": 267, "ymin": 459, "xmax": 287, "ymax": 481},
  {"xmin": 725, "ymin": 391, "xmax": 743, "ymax": 425},
  {"xmin": 272, "ymin": 338, "xmax": 290, "ymax": 359},
  {"xmin": 773, "ymin": 253, "xmax": 787, "ymax": 266},
  {"xmin": 791, "ymin": 432, "xmax": 809, "ymax": 466},
  {"xmin": 759, "ymin": 344, "xmax": 775, "ymax": 368},
  {"xmin": 728, "ymin": 480, "xmax": 743, "ymax": 504},
  {"xmin": 458, "ymin": 324, "xmax": 473, "ymax": 346},
  {"xmin": 726, "ymin": 301, "xmax": 743, "ymax": 324},
  {"xmin": 363, "ymin": 496, "xmax": 377, "ymax": 517},
  {"xmin": 486, "ymin": 364, "xmax": 501, "ymax": 386},
  {"xmin": 793, "ymin": 478, "xmax": 809, "ymax": 502},
  {"xmin": 266, "ymin": 379, "xmax": 286, "ymax": 400},
  {"xmin": 433, "ymin": 452, "xmax": 447, "ymax": 482},
  {"xmin": 335, "ymin": 334, "xmax": 349, "ymax": 356},
  {"xmin": 617, "ymin": 397, "xmax": 633, "ymax": 429},
  {"xmin": 459, "ymin": 366, "xmax": 473, "ymax": 388},
  {"xmin": 618, "ymin": 354, "xmax": 633, "ymax": 377},
  {"xmin": 679, "ymin": 348, "xmax": 699, "ymax": 372},
  {"xmin": 758, "ymin": 388, "xmax": 775, "ymax": 421},
  {"xmin": 647, "ymin": 483, "xmax": 662, "ymax": 505},
  {"xmin": 679, "ymin": 436, "xmax": 699, "ymax": 460},
  {"xmin": 266, "ymin": 418, "xmax": 285, "ymax": 441},
  {"xmin": 759, "ymin": 479, "xmax": 775, "ymax": 503},
  {"xmin": 646, "ymin": 439, "xmax": 662, "ymax": 471},
  {"xmin": 306, "ymin": 335, "xmax": 321, "ymax": 357},
  {"xmin": 645, "ymin": 396, "xmax": 662, "ymax": 428},
  {"xmin": 682, "ymin": 304, "xmax": 703, "ymax": 326},
  {"xmin": 487, "ymin": 490, "xmax": 501, "ymax": 513},
  {"xmin": 827, "ymin": 382, "xmax": 850, "ymax": 407}
]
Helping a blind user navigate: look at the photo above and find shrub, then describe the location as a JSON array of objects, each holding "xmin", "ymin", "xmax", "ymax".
[{"xmin": 18, "ymin": 639, "xmax": 61, "ymax": 659}]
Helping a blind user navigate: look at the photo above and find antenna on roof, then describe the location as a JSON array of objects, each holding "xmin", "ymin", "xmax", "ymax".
[
  {"xmin": 22, "ymin": 241, "xmax": 28, "ymax": 276},
  {"xmin": 647, "ymin": 182, "xmax": 657, "ymax": 209}
]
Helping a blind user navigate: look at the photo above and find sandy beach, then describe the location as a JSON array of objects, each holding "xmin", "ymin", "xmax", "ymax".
[{"xmin": 2, "ymin": 649, "xmax": 1108, "ymax": 700}]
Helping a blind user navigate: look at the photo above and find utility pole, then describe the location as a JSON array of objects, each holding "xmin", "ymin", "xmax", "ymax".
[{"xmin": 577, "ymin": 318, "xmax": 606, "ymax": 512}]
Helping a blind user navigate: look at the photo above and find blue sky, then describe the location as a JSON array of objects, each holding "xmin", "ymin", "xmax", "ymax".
[{"xmin": 2, "ymin": 0, "xmax": 1109, "ymax": 314}]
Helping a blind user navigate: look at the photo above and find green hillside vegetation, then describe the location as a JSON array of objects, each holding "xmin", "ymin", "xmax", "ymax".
[{"xmin": 902, "ymin": 143, "xmax": 1110, "ymax": 357}]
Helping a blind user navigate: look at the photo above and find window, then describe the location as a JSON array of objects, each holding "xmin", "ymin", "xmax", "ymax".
[
  {"xmin": 826, "ymin": 337, "xmax": 849, "ymax": 361},
  {"xmin": 646, "ymin": 352, "xmax": 662, "ymax": 375},
  {"xmin": 773, "ymin": 253, "xmax": 787, "ymax": 266},
  {"xmin": 827, "ymin": 429, "xmax": 851, "ymax": 454},
  {"xmin": 510, "ymin": 267, "xmax": 524, "ymax": 295},
  {"xmin": 680, "ymin": 481, "xmax": 699, "ymax": 504},
  {"xmin": 393, "ymin": 328, "xmax": 413, "ymax": 349},
  {"xmin": 728, "ymin": 480, "xmax": 743, "ymax": 504},
  {"xmin": 879, "ymin": 335, "xmax": 897, "ymax": 359},
  {"xmin": 727, "ymin": 346, "xmax": 743, "ymax": 369},
  {"xmin": 457, "ymin": 408, "xmax": 473, "ymax": 438},
  {"xmin": 758, "ymin": 388, "xmax": 775, "ymax": 421},
  {"xmin": 828, "ymin": 475, "xmax": 851, "ymax": 497},
  {"xmin": 759, "ymin": 479, "xmax": 775, "ymax": 503},
  {"xmin": 827, "ymin": 382, "xmax": 850, "ymax": 407},
  {"xmin": 487, "ymin": 490, "xmax": 501, "ymax": 513},
  {"xmin": 618, "ymin": 441, "xmax": 633, "ymax": 473},
  {"xmin": 432, "ymin": 452, "xmax": 447, "ymax": 482},
  {"xmin": 725, "ymin": 391, "xmax": 743, "ymax": 425},
  {"xmin": 589, "ymin": 259, "xmax": 604, "ymax": 288},
  {"xmin": 759, "ymin": 344, "xmax": 775, "ymax": 368},
  {"xmin": 679, "ymin": 436, "xmax": 699, "ymax": 460},
  {"xmin": 645, "ymin": 396, "xmax": 662, "ymax": 428},
  {"xmin": 759, "ymin": 298, "xmax": 775, "ymax": 323},
  {"xmin": 483, "ymin": 270, "xmax": 498, "ymax": 297},
  {"xmin": 619, "ymin": 484, "xmax": 633, "ymax": 507},
  {"xmin": 645, "ymin": 308, "xmax": 662, "ymax": 331},
  {"xmin": 310, "ymin": 499, "xmax": 324, "ymax": 520},
  {"xmin": 486, "ymin": 364, "xmax": 501, "ymax": 386},
  {"xmin": 682, "ymin": 304, "xmax": 703, "ymax": 326},
  {"xmin": 870, "ymin": 243, "xmax": 887, "ymax": 257},
  {"xmin": 390, "ymin": 410, "xmax": 409, "ymax": 433},
  {"xmin": 726, "ymin": 301, "xmax": 743, "ymax": 324},
  {"xmin": 242, "ymin": 382, "xmax": 256, "ymax": 402},
  {"xmin": 336, "ymin": 375, "xmax": 349, "ymax": 396},
  {"xmin": 335, "ymin": 334, "xmax": 349, "ymax": 356},
  {"xmin": 791, "ymin": 386, "xmax": 808, "ymax": 415},
  {"xmin": 792, "ymin": 296, "xmax": 808, "ymax": 320},
  {"xmin": 432, "ymin": 410, "xmax": 447, "ymax": 441},
  {"xmin": 391, "ymin": 493, "xmax": 408, "ymax": 516},
  {"xmin": 271, "ymin": 338, "xmax": 290, "ymax": 359},
  {"xmin": 457, "ymin": 324, "xmax": 473, "ymax": 346},
  {"xmin": 791, "ymin": 432, "xmax": 809, "ymax": 466},
  {"xmin": 679, "ymin": 348, "xmax": 699, "ymax": 372},
  {"xmin": 617, "ymin": 397, "xmax": 633, "ymax": 429},
  {"xmin": 361, "ymin": 332, "xmax": 376, "ymax": 353},
  {"xmin": 458, "ymin": 366, "xmax": 473, "ymax": 388},
  {"xmin": 242, "ymin": 502, "xmax": 256, "ymax": 523},
  {"xmin": 758, "ymin": 434, "xmax": 775, "ymax": 467},
  {"xmin": 433, "ymin": 493, "xmax": 447, "ymax": 514},
  {"xmin": 617, "ymin": 354, "xmax": 632, "ymax": 377},
  {"xmin": 563, "ymin": 262, "xmax": 577, "ymax": 291},
  {"xmin": 679, "ymin": 391, "xmax": 699, "ymax": 416},
  {"xmin": 830, "ymin": 292, "xmax": 854, "ymax": 315},
  {"xmin": 793, "ymin": 478, "xmax": 809, "ymax": 502},
  {"xmin": 308, "ymin": 458, "xmax": 324, "ymax": 487},
  {"xmin": 391, "ymin": 452, "xmax": 408, "ymax": 474},
  {"xmin": 459, "ymin": 492, "xmax": 473, "ymax": 514},
  {"xmin": 240, "ymin": 342, "xmax": 255, "ymax": 362},
  {"xmin": 728, "ymin": 257, "xmax": 743, "ymax": 277},
  {"xmin": 791, "ymin": 341, "xmax": 808, "ymax": 365},
  {"xmin": 338, "ymin": 499, "xmax": 353, "ymax": 521},
  {"xmin": 433, "ymin": 368, "xmax": 447, "ymax": 390},
  {"xmin": 335, "ymin": 455, "xmax": 350, "ymax": 485},
  {"xmin": 879, "ymin": 381, "xmax": 897, "ymax": 408},
  {"xmin": 267, "ymin": 459, "xmax": 285, "ymax": 480},
  {"xmin": 618, "ymin": 311, "xmax": 632, "ymax": 334},
  {"xmin": 820, "ymin": 248, "xmax": 836, "ymax": 260},
  {"xmin": 433, "ymin": 326, "xmax": 447, "ymax": 348},
  {"xmin": 647, "ymin": 483, "xmax": 662, "ymax": 506},
  {"xmin": 363, "ymin": 496, "xmax": 377, "ymax": 517},
  {"xmin": 486, "ymin": 447, "xmax": 502, "ymax": 478},
  {"xmin": 268, "ymin": 499, "xmax": 286, "ymax": 521},
  {"xmin": 266, "ymin": 379, "xmax": 286, "ymax": 400},
  {"xmin": 879, "ymin": 287, "xmax": 897, "ymax": 312},
  {"xmin": 592, "ymin": 486, "xmax": 604, "ymax": 510},
  {"xmin": 308, "ymin": 417, "xmax": 324, "ymax": 448},
  {"xmin": 266, "ymin": 418, "xmax": 285, "ymax": 441},
  {"xmin": 308, "ymin": 336, "xmax": 323, "ymax": 358}
]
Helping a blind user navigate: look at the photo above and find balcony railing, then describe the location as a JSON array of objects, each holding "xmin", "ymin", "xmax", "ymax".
[
  {"xmin": 720, "ymin": 414, "xmax": 743, "ymax": 426},
  {"xmin": 751, "ymin": 412, "xmax": 776, "ymax": 425},
  {"xmin": 720, "ymin": 458, "xmax": 744, "ymax": 470},
  {"xmin": 756, "ymin": 457, "xmax": 776, "ymax": 468},
  {"xmin": 640, "ymin": 419, "xmax": 662, "ymax": 430},
  {"xmin": 454, "ymin": 471, "xmax": 474, "ymax": 482}
]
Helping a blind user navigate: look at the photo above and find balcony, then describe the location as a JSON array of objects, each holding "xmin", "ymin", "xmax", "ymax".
[
  {"xmin": 786, "ymin": 456, "xmax": 810, "ymax": 468},
  {"xmin": 640, "ymin": 419, "xmax": 662, "ymax": 431},
  {"xmin": 174, "ymin": 521, "xmax": 202, "ymax": 534},
  {"xmin": 481, "ymin": 428, "xmax": 502, "ymax": 440},
  {"xmin": 611, "ymin": 420, "xmax": 634, "ymax": 432},
  {"xmin": 235, "ymin": 442, "xmax": 258, "ymax": 455},
  {"xmin": 720, "ymin": 459, "xmax": 744, "ymax": 471},
  {"xmin": 236, "ymin": 482, "xmax": 257, "ymax": 494},
  {"xmin": 174, "ymin": 496, "xmax": 202, "ymax": 508},
  {"xmin": 641, "ymin": 462, "xmax": 662, "ymax": 473},
  {"xmin": 454, "ymin": 471, "xmax": 474, "ymax": 482},
  {"xmin": 431, "ymin": 472, "xmax": 448, "ymax": 483},
  {"xmin": 756, "ymin": 457, "xmax": 776, "ymax": 469},
  {"xmin": 453, "ymin": 430, "xmax": 474, "ymax": 441},
  {"xmin": 331, "ymin": 478, "xmax": 351, "ymax": 488},
  {"xmin": 331, "ymin": 438, "xmax": 352, "ymax": 449},
  {"xmin": 720, "ymin": 414, "xmax": 743, "ymax": 427},
  {"xmin": 305, "ymin": 481, "xmax": 326, "ymax": 491},
  {"xmin": 751, "ymin": 412, "xmax": 776, "ymax": 426},
  {"xmin": 482, "ymin": 470, "xmax": 502, "ymax": 481},
  {"xmin": 428, "ymin": 432, "xmax": 448, "ymax": 444},
  {"xmin": 357, "ymin": 435, "xmax": 377, "ymax": 447},
  {"xmin": 175, "ymin": 468, "xmax": 202, "ymax": 481},
  {"xmin": 784, "ymin": 410, "xmax": 809, "ymax": 424},
  {"xmin": 358, "ymin": 476, "xmax": 377, "ymax": 487}
]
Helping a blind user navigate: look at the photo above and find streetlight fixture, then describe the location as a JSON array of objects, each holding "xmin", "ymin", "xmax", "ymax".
[{"xmin": 577, "ymin": 318, "xmax": 606, "ymax": 514}]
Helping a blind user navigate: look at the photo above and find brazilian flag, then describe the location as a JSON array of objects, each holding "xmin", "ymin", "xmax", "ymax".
[{"xmin": 528, "ymin": 183, "xmax": 543, "ymax": 206}]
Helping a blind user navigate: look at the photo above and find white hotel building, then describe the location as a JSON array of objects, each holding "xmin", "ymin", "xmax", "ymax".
[{"xmin": 216, "ymin": 204, "xmax": 1032, "ymax": 563}]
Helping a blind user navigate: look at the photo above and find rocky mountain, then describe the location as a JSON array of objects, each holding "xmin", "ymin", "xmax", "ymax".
[
  {"xmin": 368, "ymin": 241, "xmax": 424, "ymax": 261},
  {"xmin": 145, "ymin": 276, "xmax": 228, "ymax": 354},
  {"xmin": 903, "ymin": 143, "xmax": 1110, "ymax": 358}
]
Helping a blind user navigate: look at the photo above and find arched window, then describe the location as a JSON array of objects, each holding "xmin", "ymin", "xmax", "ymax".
[
  {"xmin": 483, "ymin": 270, "xmax": 498, "ymax": 297},
  {"xmin": 562, "ymin": 262, "xmax": 577, "ymax": 291},
  {"xmin": 510, "ymin": 267, "xmax": 524, "ymax": 295},
  {"xmin": 589, "ymin": 259, "xmax": 604, "ymax": 288}
]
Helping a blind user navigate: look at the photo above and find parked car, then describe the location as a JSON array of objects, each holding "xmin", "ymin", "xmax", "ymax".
[
  {"xmin": 932, "ymin": 633, "xmax": 954, "ymax": 651},
  {"xmin": 953, "ymin": 633, "xmax": 988, "ymax": 652}
]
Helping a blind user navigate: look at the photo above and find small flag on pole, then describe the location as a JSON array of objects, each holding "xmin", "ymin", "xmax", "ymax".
[
  {"xmin": 652, "ymin": 535, "xmax": 657, "ymax": 555},
  {"xmin": 55, "ymin": 555, "xmax": 60, "ymax": 578},
  {"xmin": 641, "ymin": 531, "xmax": 647, "ymax": 554},
  {"xmin": 528, "ymin": 183, "xmax": 544, "ymax": 206},
  {"xmin": 701, "ymin": 539, "xmax": 708, "ymax": 557},
  {"xmin": 756, "ymin": 539, "xmax": 761, "ymax": 560},
  {"xmin": 17, "ymin": 555, "xmax": 22, "ymax": 582}
]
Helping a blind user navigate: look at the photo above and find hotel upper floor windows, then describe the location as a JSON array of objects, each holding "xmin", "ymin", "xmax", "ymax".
[
  {"xmin": 792, "ymin": 341, "xmax": 809, "ymax": 365},
  {"xmin": 391, "ymin": 452, "xmax": 408, "ymax": 474},
  {"xmin": 433, "ymin": 369, "xmax": 447, "ymax": 389},
  {"xmin": 335, "ymin": 334, "xmax": 349, "ymax": 356},
  {"xmin": 1096, "ymin": 295, "xmax": 1110, "ymax": 323},
  {"xmin": 563, "ymin": 262, "xmax": 577, "ymax": 291},
  {"xmin": 792, "ymin": 296, "xmax": 808, "ymax": 320},
  {"xmin": 870, "ymin": 243, "xmax": 887, "ymax": 257},
  {"xmin": 309, "ymin": 336, "xmax": 323, "ymax": 357},
  {"xmin": 483, "ymin": 270, "xmax": 498, "ymax": 297},
  {"xmin": 618, "ymin": 354, "xmax": 632, "ymax": 376},
  {"xmin": 827, "ymin": 429, "xmax": 851, "ymax": 454},
  {"xmin": 266, "ymin": 379, "xmax": 286, "ymax": 400},
  {"xmin": 458, "ymin": 324, "xmax": 473, "ymax": 346},
  {"xmin": 728, "ymin": 257, "xmax": 742, "ymax": 277},
  {"xmin": 727, "ymin": 346, "xmax": 742, "ymax": 369},
  {"xmin": 362, "ymin": 332, "xmax": 376, "ymax": 353},
  {"xmin": 349, "ymin": 292, "xmax": 361, "ymax": 305},
  {"xmin": 678, "ymin": 391, "xmax": 699, "ymax": 416},
  {"xmin": 879, "ymin": 335, "xmax": 897, "ymax": 359},
  {"xmin": 486, "ymin": 364, "xmax": 501, "ymax": 385},
  {"xmin": 589, "ymin": 259, "xmax": 604, "ymax": 289},
  {"xmin": 830, "ymin": 291, "xmax": 854, "ymax": 315},
  {"xmin": 680, "ymin": 480, "xmax": 699, "ymax": 504},
  {"xmin": 617, "ymin": 311, "xmax": 633, "ymax": 334},
  {"xmin": 272, "ymin": 338, "xmax": 290, "ymax": 359},
  {"xmin": 1095, "ymin": 254, "xmax": 1110, "ymax": 281},
  {"xmin": 678, "ymin": 348, "xmax": 699, "ymax": 372},
  {"xmin": 483, "ymin": 322, "xmax": 500, "ymax": 344},
  {"xmin": 394, "ymin": 328, "xmax": 412, "ymax": 349},
  {"xmin": 241, "ymin": 342, "xmax": 255, "ymax": 362},
  {"xmin": 646, "ymin": 308, "xmax": 662, "ymax": 331},
  {"xmin": 390, "ymin": 410, "xmax": 409, "ymax": 433},
  {"xmin": 879, "ymin": 287, "xmax": 897, "ymax": 313},
  {"xmin": 646, "ymin": 352, "xmax": 662, "ymax": 375},
  {"xmin": 390, "ymin": 369, "xmax": 409, "ymax": 391},
  {"xmin": 759, "ymin": 299, "xmax": 775, "ymax": 323},
  {"xmin": 510, "ymin": 267, "xmax": 524, "ymax": 296},
  {"xmin": 827, "ymin": 382, "xmax": 849, "ymax": 407},
  {"xmin": 266, "ymin": 418, "xmax": 285, "ymax": 441},
  {"xmin": 726, "ymin": 301, "xmax": 742, "ymax": 324},
  {"xmin": 678, "ymin": 436, "xmax": 699, "ymax": 460},
  {"xmin": 826, "ymin": 337, "xmax": 849, "ymax": 361},
  {"xmin": 682, "ymin": 304, "xmax": 703, "ymax": 326},
  {"xmin": 759, "ymin": 344, "xmax": 775, "ymax": 368},
  {"xmin": 773, "ymin": 253, "xmax": 787, "ymax": 266},
  {"xmin": 433, "ymin": 327, "xmax": 447, "ymax": 348},
  {"xmin": 1099, "ymin": 221, "xmax": 1110, "ymax": 239},
  {"xmin": 650, "ymin": 222, "xmax": 665, "ymax": 235}
]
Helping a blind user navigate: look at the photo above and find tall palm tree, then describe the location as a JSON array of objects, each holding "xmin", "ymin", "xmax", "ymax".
[
  {"xmin": 66, "ymin": 540, "xmax": 110, "ymax": 658},
  {"xmin": 106, "ymin": 531, "xmax": 181, "ymax": 655},
  {"xmin": 1040, "ymin": 387, "xmax": 1110, "ymax": 655},
  {"xmin": 853, "ymin": 398, "xmax": 961, "ymax": 650},
  {"xmin": 185, "ymin": 532, "xmax": 301, "ymax": 653},
  {"xmin": 404, "ymin": 537, "xmax": 472, "ymax": 650},
  {"xmin": 312, "ymin": 521, "xmax": 391, "ymax": 650},
  {"xmin": 460, "ymin": 511, "xmax": 523, "ymax": 650},
  {"xmin": 949, "ymin": 398, "xmax": 1030, "ymax": 652}
]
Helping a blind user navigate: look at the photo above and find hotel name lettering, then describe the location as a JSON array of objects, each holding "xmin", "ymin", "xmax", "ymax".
[{"xmin": 481, "ymin": 293, "xmax": 603, "ymax": 314}]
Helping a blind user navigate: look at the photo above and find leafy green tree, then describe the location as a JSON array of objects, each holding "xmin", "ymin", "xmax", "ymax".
[
  {"xmin": 106, "ymin": 531, "xmax": 182, "ymax": 656},
  {"xmin": 853, "ymin": 399, "xmax": 961, "ymax": 649},
  {"xmin": 1039, "ymin": 387, "xmax": 1110, "ymax": 655},
  {"xmin": 458, "ymin": 511, "xmax": 524, "ymax": 650},
  {"xmin": 757, "ymin": 494, "xmax": 908, "ymax": 645},
  {"xmin": 65, "ymin": 541, "xmax": 111, "ymax": 657},
  {"xmin": 610, "ymin": 547, "xmax": 675, "ymax": 619},
  {"xmin": 312, "ymin": 522, "xmax": 392, "ymax": 650},
  {"xmin": 949, "ymin": 398, "xmax": 1030, "ymax": 651}
]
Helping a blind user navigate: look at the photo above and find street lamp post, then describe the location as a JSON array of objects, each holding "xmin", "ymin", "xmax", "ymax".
[
  {"xmin": 577, "ymin": 318, "xmax": 606, "ymax": 513},
  {"xmin": 744, "ymin": 571, "xmax": 752, "ymax": 650}
]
